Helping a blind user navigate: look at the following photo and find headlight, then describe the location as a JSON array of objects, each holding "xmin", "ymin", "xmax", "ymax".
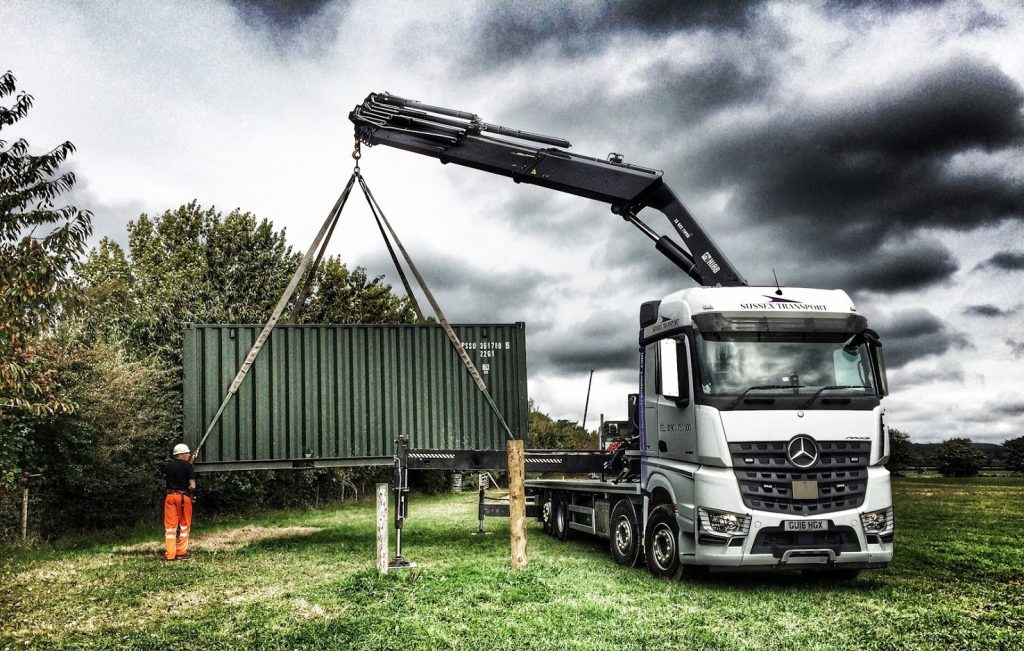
[
  {"xmin": 860, "ymin": 507, "xmax": 894, "ymax": 536},
  {"xmin": 698, "ymin": 507, "xmax": 751, "ymax": 536}
]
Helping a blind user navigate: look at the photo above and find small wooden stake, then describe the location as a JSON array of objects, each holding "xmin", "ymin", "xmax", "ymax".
[
  {"xmin": 507, "ymin": 439, "xmax": 527, "ymax": 570},
  {"xmin": 21, "ymin": 484, "xmax": 29, "ymax": 541},
  {"xmin": 376, "ymin": 483, "xmax": 389, "ymax": 575}
]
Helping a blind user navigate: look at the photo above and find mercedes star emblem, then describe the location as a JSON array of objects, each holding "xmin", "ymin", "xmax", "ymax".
[{"xmin": 787, "ymin": 435, "xmax": 819, "ymax": 469}]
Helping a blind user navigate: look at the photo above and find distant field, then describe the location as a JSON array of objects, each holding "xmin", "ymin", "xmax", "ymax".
[{"xmin": 2, "ymin": 477, "xmax": 1022, "ymax": 650}]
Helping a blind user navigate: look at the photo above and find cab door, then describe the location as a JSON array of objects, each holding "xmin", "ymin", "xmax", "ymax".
[{"xmin": 647, "ymin": 336, "xmax": 697, "ymax": 463}]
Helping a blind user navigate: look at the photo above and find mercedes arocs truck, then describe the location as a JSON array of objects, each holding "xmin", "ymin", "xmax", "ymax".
[{"xmin": 350, "ymin": 93, "xmax": 894, "ymax": 578}]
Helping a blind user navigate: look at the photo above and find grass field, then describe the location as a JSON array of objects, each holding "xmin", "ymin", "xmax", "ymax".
[{"xmin": 2, "ymin": 477, "xmax": 1022, "ymax": 650}]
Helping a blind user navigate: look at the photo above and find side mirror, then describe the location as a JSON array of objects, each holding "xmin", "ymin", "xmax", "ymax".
[
  {"xmin": 871, "ymin": 346, "xmax": 889, "ymax": 397},
  {"xmin": 657, "ymin": 338, "xmax": 690, "ymax": 408}
]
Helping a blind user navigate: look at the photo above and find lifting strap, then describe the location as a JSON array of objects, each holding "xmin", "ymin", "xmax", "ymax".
[
  {"xmin": 191, "ymin": 156, "xmax": 516, "ymax": 463},
  {"xmin": 191, "ymin": 174, "xmax": 358, "ymax": 463}
]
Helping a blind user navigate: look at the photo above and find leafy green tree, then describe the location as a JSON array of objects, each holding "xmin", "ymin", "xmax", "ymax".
[
  {"xmin": 25, "ymin": 339, "xmax": 176, "ymax": 534},
  {"xmin": 68, "ymin": 203, "xmax": 415, "ymax": 369},
  {"xmin": 299, "ymin": 257, "xmax": 415, "ymax": 324},
  {"xmin": 1003, "ymin": 436, "xmax": 1024, "ymax": 474},
  {"xmin": 0, "ymin": 70, "xmax": 91, "ymax": 485},
  {"xmin": 885, "ymin": 428, "xmax": 919, "ymax": 475},
  {"xmin": 528, "ymin": 401, "xmax": 597, "ymax": 449},
  {"xmin": 933, "ymin": 437, "xmax": 988, "ymax": 477}
]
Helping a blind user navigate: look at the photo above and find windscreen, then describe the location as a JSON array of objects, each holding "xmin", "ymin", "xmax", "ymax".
[{"xmin": 692, "ymin": 313, "xmax": 876, "ymax": 397}]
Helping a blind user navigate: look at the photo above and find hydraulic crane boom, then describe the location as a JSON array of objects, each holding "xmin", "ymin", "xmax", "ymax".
[{"xmin": 349, "ymin": 92, "xmax": 747, "ymax": 287}]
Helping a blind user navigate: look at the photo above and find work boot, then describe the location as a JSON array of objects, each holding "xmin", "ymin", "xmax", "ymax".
[{"xmin": 176, "ymin": 553, "xmax": 192, "ymax": 561}]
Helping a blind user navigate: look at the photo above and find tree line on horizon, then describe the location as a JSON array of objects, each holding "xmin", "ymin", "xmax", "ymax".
[{"xmin": 887, "ymin": 430, "xmax": 1024, "ymax": 477}]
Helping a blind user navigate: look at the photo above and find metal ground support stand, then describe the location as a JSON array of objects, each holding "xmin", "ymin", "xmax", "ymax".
[
  {"xmin": 390, "ymin": 437, "xmax": 414, "ymax": 569},
  {"xmin": 473, "ymin": 473, "xmax": 493, "ymax": 535}
]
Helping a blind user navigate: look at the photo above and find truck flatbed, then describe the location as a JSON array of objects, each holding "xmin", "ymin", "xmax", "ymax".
[{"xmin": 526, "ymin": 478, "xmax": 641, "ymax": 495}]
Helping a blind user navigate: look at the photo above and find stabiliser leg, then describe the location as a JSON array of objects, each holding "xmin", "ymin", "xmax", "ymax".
[{"xmin": 390, "ymin": 436, "xmax": 413, "ymax": 568}]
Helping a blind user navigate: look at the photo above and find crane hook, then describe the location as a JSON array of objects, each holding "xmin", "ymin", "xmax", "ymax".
[{"xmin": 352, "ymin": 139, "xmax": 362, "ymax": 174}]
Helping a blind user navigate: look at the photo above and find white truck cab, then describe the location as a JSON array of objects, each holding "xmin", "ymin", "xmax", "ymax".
[
  {"xmin": 635, "ymin": 285, "xmax": 893, "ymax": 576},
  {"xmin": 531, "ymin": 285, "xmax": 893, "ymax": 578}
]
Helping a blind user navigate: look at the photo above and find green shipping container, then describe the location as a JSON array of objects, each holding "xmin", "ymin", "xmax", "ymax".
[{"xmin": 183, "ymin": 323, "xmax": 528, "ymax": 471}]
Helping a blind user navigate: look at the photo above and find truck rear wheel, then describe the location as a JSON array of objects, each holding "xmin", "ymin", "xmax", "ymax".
[
  {"xmin": 541, "ymin": 492, "xmax": 553, "ymax": 536},
  {"xmin": 553, "ymin": 494, "xmax": 570, "ymax": 541},
  {"xmin": 609, "ymin": 500, "xmax": 643, "ymax": 567},
  {"xmin": 645, "ymin": 506, "xmax": 683, "ymax": 580}
]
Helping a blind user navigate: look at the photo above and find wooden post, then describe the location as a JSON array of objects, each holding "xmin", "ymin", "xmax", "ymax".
[
  {"xmin": 376, "ymin": 483, "xmax": 389, "ymax": 575},
  {"xmin": 507, "ymin": 439, "xmax": 527, "ymax": 570},
  {"xmin": 21, "ymin": 483, "xmax": 29, "ymax": 541}
]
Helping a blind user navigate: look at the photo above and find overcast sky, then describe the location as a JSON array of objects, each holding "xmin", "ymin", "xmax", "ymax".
[{"xmin": 3, "ymin": 0, "xmax": 1022, "ymax": 443}]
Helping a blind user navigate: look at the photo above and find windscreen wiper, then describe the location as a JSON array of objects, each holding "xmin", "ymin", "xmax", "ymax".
[
  {"xmin": 726, "ymin": 384, "xmax": 806, "ymax": 410},
  {"xmin": 802, "ymin": 385, "xmax": 870, "ymax": 409}
]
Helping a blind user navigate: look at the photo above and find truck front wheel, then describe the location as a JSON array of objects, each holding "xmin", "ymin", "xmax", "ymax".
[
  {"xmin": 645, "ymin": 506, "xmax": 683, "ymax": 580},
  {"xmin": 609, "ymin": 500, "xmax": 643, "ymax": 567}
]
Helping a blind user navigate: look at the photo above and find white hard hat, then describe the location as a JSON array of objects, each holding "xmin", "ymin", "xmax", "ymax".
[{"xmin": 173, "ymin": 443, "xmax": 190, "ymax": 456}]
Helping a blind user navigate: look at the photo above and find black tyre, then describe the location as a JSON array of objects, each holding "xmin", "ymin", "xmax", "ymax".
[
  {"xmin": 541, "ymin": 492, "xmax": 554, "ymax": 536},
  {"xmin": 645, "ymin": 506, "xmax": 683, "ymax": 580},
  {"xmin": 609, "ymin": 500, "xmax": 643, "ymax": 567},
  {"xmin": 553, "ymin": 494, "xmax": 570, "ymax": 541}
]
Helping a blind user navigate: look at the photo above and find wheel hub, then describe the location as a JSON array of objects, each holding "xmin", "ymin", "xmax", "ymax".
[
  {"xmin": 652, "ymin": 524, "xmax": 675, "ymax": 569},
  {"xmin": 614, "ymin": 519, "xmax": 632, "ymax": 554}
]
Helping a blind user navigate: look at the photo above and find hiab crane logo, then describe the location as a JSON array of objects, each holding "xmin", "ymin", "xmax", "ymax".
[{"xmin": 737, "ymin": 295, "xmax": 829, "ymax": 311}]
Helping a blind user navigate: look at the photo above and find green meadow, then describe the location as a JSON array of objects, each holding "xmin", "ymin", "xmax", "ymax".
[{"xmin": 2, "ymin": 477, "xmax": 1021, "ymax": 650}]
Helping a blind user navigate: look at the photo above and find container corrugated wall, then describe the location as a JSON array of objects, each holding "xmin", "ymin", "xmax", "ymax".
[{"xmin": 183, "ymin": 323, "xmax": 528, "ymax": 471}]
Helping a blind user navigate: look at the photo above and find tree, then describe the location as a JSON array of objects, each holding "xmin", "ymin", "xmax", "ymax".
[
  {"xmin": 67, "ymin": 203, "xmax": 416, "ymax": 369},
  {"xmin": 932, "ymin": 437, "xmax": 988, "ymax": 477},
  {"xmin": 0, "ymin": 70, "xmax": 92, "ymax": 485},
  {"xmin": 528, "ymin": 401, "xmax": 597, "ymax": 449},
  {"xmin": 299, "ymin": 258, "xmax": 415, "ymax": 324},
  {"xmin": 1003, "ymin": 436, "xmax": 1024, "ymax": 474},
  {"xmin": 885, "ymin": 428, "xmax": 919, "ymax": 475}
]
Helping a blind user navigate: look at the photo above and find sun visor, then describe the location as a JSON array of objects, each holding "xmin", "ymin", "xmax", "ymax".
[{"xmin": 693, "ymin": 313, "xmax": 868, "ymax": 334}]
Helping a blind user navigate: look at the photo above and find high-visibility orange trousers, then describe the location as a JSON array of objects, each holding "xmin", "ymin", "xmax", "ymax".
[{"xmin": 163, "ymin": 493, "xmax": 192, "ymax": 560}]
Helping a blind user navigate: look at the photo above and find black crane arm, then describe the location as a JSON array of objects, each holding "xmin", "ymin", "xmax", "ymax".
[{"xmin": 349, "ymin": 92, "xmax": 746, "ymax": 287}]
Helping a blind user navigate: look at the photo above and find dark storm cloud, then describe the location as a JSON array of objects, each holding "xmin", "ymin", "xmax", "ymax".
[
  {"xmin": 473, "ymin": 1, "xmax": 758, "ymax": 63},
  {"xmin": 994, "ymin": 402, "xmax": 1024, "ymax": 416},
  {"xmin": 974, "ymin": 250, "xmax": 1024, "ymax": 271},
  {"xmin": 228, "ymin": 0, "xmax": 344, "ymax": 49},
  {"xmin": 533, "ymin": 313, "xmax": 637, "ymax": 375},
  {"xmin": 694, "ymin": 57, "xmax": 1024, "ymax": 234},
  {"xmin": 827, "ymin": 238, "xmax": 958, "ymax": 292},
  {"xmin": 476, "ymin": 51, "xmax": 1020, "ymax": 296},
  {"xmin": 873, "ymin": 308, "xmax": 971, "ymax": 368},
  {"xmin": 230, "ymin": 0, "xmax": 336, "ymax": 30},
  {"xmin": 962, "ymin": 304, "xmax": 1019, "ymax": 318}
]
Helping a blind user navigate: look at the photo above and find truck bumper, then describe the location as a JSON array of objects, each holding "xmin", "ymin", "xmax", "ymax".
[
  {"xmin": 681, "ymin": 507, "xmax": 894, "ymax": 569},
  {"xmin": 681, "ymin": 464, "xmax": 893, "ymax": 570}
]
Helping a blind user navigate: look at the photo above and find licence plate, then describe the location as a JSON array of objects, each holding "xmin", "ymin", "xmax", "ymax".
[{"xmin": 784, "ymin": 520, "xmax": 829, "ymax": 532}]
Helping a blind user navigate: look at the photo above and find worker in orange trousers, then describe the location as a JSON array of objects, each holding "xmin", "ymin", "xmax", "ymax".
[{"xmin": 161, "ymin": 443, "xmax": 196, "ymax": 561}]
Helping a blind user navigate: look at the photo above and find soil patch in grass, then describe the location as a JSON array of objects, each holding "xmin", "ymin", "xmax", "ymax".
[{"xmin": 114, "ymin": 525, "xmax": 322, "ymax": 555}]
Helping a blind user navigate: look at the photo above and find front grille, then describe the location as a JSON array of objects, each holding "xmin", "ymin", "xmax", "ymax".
[
  {"xmin": 751, "ymin": 525, "xmax": 860, "ymax": 557},
  {"xmin": 730, "ymin": 440, "xmax": 870, "ymax": 515}
]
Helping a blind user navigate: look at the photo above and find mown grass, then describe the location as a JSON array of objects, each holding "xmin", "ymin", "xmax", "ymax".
[{"xmin": 2, "ymin": 477, "xmax": 1022, "ymax": 650}]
